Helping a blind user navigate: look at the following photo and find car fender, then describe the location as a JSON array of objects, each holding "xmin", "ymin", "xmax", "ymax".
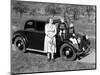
[
  {"xmin": 12, "ymin": 31, "xmax": 28, "ymax": 47},
  {"xmin": 63, "ymin": 40, "xmax": 77, "ymax": 53}
]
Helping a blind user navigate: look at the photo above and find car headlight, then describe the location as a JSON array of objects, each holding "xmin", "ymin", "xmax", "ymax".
[
  {"xmin": 85, "ymin": 35, "xmax": 88, "ymax": 39},
  {"xmin": 77, "ymin": 38, "xmax": 81, "ymax": 43},
  {"xmin": 72, "ymin": 33, "xmax": 75, "ymax": 36}
]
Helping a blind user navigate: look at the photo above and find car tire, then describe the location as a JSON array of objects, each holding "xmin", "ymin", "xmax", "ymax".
[
  {"xmin": 60, "ymin": 43, "xmax": 76, "ymax": 61},
  {"xmin": 14, "ymin": 36, "xmax": 26, "ymax": 53}
]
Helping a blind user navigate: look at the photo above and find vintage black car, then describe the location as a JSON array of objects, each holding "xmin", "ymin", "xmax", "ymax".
[{"xmin": 12, "ymin": 19, "xmax": 90, "ymax": 61}]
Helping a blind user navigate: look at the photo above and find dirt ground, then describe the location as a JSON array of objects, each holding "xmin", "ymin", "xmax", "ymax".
[
  {"xmin": 78, "ymin": 50, "xmax": 95, "ymax": 63},
  {"xmin": 11, "ymin": 45, "xmax": 96, "ymax": 74}
]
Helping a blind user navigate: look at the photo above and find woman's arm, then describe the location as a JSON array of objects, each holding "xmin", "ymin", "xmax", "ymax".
[
  {"xmin": 45, "ymin": 24, "xmax": 53, "ymax": 38},
  {"xmin": 53, "ymin": 25, "xmax": 57, "ymax": 36},
  {"xmin": 45, "ymin": 24, "xmax": 48, "ymax": 35}
]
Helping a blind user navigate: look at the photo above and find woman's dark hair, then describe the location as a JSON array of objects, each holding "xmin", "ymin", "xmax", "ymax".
[{"xmin": 46, "ymin": 17, "xmax": 54, "ymax": 24}]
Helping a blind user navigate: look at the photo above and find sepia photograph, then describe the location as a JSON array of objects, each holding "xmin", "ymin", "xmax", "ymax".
[{"xmin": 11, "ymin": 0, "xmax": 96, "ymax": 74}]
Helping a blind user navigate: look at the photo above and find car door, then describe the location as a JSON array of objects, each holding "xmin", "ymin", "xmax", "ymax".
[{"xmin": 28, "ymin": 21, "xmax": 45, "ymax": 51}]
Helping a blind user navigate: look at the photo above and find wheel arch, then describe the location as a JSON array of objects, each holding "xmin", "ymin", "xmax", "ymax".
[
  {"xmin": 63, "ymin": 41, "xmax": 77, "ymax": 53},
  {"xmin": 59, "ymin": 41, "xmax": 77, "ymax": 61},
  {"xmin": 12, "ymin": 32, "xmax": 28, "ymax": 48}
]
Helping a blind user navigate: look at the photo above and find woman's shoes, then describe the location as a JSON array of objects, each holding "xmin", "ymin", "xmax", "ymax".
[
  {"xmin": 47, "ymin": 59, "xmax": 51, "ymax": 62},
  {"xmin": 50, "ymin": 59, "xmax": 55, "ymax": 62},
  {"xmin": 47, "ymin": 59, "xmax": 55, "ymax": 62}
]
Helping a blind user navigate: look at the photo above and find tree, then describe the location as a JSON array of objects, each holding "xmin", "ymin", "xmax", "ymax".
[
  {"xmin": 73, "ymin": 8, "xmax": 80, "ymax": 20},
  {"xmin": 64, "ymin": 6, "xmax": 80, "ymax": 22},
  {"xmin": 86, "ymin": 6, "xmax": 94, "ymax": 17},
  {"xmin": 13, "ymin": 1, "xmax": 29, "ymax": 17},
  {"xmin": 86, "ymin": 6, "xmax": 94, "ymax": 22},
  {"xmin": 29, "ymin": 8, "xmax": 36, "ymax": 16},
  {"xmin": 45, "ymin": 4, "xmax": 62, "ymax": 17},
  {"xmin": 64, "ymin": 11, "xmax": 71, "ymax": 25}
]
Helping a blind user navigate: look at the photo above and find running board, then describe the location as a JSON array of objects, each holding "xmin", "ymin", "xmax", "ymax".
[{"xmin": 26, "ymin": 48, "xmax": 45, "ymax": 53}]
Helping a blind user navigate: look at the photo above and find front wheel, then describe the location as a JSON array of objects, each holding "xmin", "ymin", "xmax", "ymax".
[
  {"xmin": 14, "ymin": 36, "xmax": 26, "ymax": 53},
  {"xmin": 60, "ymin": 43, "xmax": 76, "ymax": 61}
]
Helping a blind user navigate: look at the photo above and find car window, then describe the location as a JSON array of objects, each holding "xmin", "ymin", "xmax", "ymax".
[
  {"xmin": 24, "ymin": 20, "xmax": 35, "ymax": 30},
  {"xmin": 27, "ymin": 21, "xmax": 33, "ymax": 25},
  {"xmin": 35, "ymin": 21, "xmax": 45, "ymax": 32}
]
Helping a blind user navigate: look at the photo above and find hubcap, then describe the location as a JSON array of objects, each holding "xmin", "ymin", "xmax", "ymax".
[
  {"xmin": 16, "ymin": 40, "xmax": 24, "ymax": 50},
  {"xmin": 63, "ymin": 47, "xmax": 73, "ymax": 58},
  {"xmin": 65, "ymin": 50, "xmax": 70, "ymax": 55}
]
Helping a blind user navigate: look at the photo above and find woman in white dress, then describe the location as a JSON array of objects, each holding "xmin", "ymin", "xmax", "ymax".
[{"xmin": 44, "ymin": 18, "xmax": 57, "ymax": 61}]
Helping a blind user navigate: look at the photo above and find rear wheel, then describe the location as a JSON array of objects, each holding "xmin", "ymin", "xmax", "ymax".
[
  {"xmin": 60, "ymin": 43, "xmax": 76, "ymax": 61},
  {"xmin": 14, "ymin": 37, "xmax": 26, "ymax": 52}
]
